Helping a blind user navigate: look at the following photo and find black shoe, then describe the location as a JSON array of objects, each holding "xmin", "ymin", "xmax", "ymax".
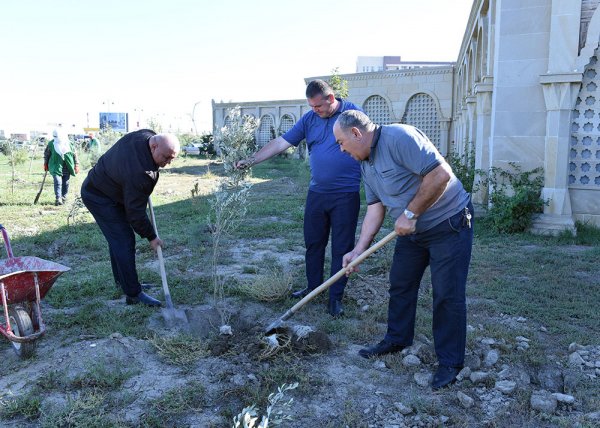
[
  {"xmin": 291, "ymin": 287, "xmax": 313, "ymax": 299},
  {"xmin": 431, "ymin": 365, "xmax": 461, "ymax": 389},
  {"xmin": 126, "ymin": 291, "xmax": 162, "ymax": 307},
  {"xmin": 327, "ymin": 299, "xmax": 344, "ymax": 317},
  {"xmin": 358, "ymin": 340, "xmax": 405, "ymax": 359}
]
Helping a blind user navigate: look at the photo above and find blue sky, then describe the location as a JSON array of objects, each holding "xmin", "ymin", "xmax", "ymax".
[{"xmin": 0, "ymin": 0, "xmax": 473, "ymax": 134}]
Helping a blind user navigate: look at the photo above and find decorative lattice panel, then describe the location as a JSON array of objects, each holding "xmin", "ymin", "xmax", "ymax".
[
  {"xmin": 401, "ymin": 93, "xmax": 441, "ymax": 148},
  {"xmin": 279, "ymin": 114, "xmax": 294, "ymax": 135},
  {"xmin": 223, "ymin": 116, "xmax": 232, "ymax": 130},
  {"xmin": 363, "ymin": 95, "xmax": 391, "ymax": 125},
  {"xmin": 258, "ymin": 115, "xmax": 274, "ymax": 146},
  {"xmin": 570, "ymin": 50, "xmax": 600, "ymax": 188}
]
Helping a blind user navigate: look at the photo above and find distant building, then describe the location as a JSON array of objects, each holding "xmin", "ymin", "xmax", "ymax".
[
  {"xmin": 212, "ymin": 99, "xmax": 308, "ymax": 148},
  {"xmin": 356, "ymin": 56, "xmax": 453, "ymax": 72},
  {"xmin": 99, "ymin": 112, "xmax": 129, "ymax": 133}
]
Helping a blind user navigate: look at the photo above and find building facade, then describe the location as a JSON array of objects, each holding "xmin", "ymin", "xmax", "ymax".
[
  {"xmin": 212, "ymin": 99, "xmax": 308, "ymax": 148},
  {"xmin": 212, "ymin": 0, "xmax": 600, "ymax": 232}
]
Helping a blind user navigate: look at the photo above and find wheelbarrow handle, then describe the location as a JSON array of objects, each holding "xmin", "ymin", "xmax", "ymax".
[{"xmin": 0, "ymin": 224, "xmax": 14, "ymax": 258}]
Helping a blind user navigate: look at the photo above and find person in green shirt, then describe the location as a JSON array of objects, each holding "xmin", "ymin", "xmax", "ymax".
[
  {"xmin": 87, "ymin": 133, "xmax": 100, "ymax": 153},
  {"xmin": 44, "ymin": 129, "xmax": 79, "ymax": 206}
]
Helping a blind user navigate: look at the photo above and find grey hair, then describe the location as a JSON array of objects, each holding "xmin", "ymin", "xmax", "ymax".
[{"xmin": 336, "ymin": 110, "xmax": 375, "ymax": 132}]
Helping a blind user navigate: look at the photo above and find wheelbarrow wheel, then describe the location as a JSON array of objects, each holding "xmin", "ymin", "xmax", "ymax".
[{"xmin": 8, "ymin": 305, "xmax": 36, "ymax": 358}]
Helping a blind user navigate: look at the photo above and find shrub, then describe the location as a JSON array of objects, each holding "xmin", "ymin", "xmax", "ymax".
[
  {"xmin": 446, "ymin": 140, "xmax": 476, "ymax": 193},
  {"xmin": 486, "ymin": 163, "xmax": 546, "ymax": 233}
]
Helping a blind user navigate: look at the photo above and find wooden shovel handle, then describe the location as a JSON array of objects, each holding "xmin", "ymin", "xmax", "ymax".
[
  {"xmin": 284, "ymin": 230, "xmax": 397, "ymax": 318},
  {"xmin": 148, "ymin": 197, "xmax": 174, "ymax": 309}
]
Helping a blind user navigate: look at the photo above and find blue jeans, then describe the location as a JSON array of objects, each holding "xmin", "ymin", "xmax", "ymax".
[
  {"xmin": 81, "ymin": 179, "xmax": 142, "ymax": 298},
  {"xmin": 304, "ymin": 191, "xmax": 360, "ymax": 300},
  {"xmin": 385, "ymin": 201, "xmax": 474, "ymax": 367},
  {"xmin": 52, "ymin": 172, "xmax": 71, "ymax": 200}
]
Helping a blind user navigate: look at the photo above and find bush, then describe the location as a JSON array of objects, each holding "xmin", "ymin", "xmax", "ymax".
[
  {"xmin": 446, "ymin": 141, "xmax": 476, "ymax": 193},
  {"xmin": 486, "ymin": 163, "xmax": 546, "ymax": 233}
]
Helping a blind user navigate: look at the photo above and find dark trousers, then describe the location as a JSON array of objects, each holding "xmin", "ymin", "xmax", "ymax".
[
  {"xmin": 81, "ymin": 179, "xmax": 142, "ymax": 298},
  {"xmin": 385, "ymin": 202, "xmax": 474, "ymax": 367},
  {"xmin": 303, "ymin": 191, "xmax": 360, "ymax": 300},
  {"xmin": 52, "ymin": 172, "xmax": 71, "ymax": 200}
]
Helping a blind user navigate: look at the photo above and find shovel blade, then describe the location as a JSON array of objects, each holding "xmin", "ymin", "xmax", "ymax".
[
  {"xmin": 265, "ymin": 318, "xmax": 284, "ymax": 335},
  {"xmin": 161, "ymin": 307, "xmax": 189, "ymax": 330}
]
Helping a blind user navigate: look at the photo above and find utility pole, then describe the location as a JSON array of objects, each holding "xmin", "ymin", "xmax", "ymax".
[{"xmin": 191, "ymin": 101, "xmax": 201, "ymax": 135}]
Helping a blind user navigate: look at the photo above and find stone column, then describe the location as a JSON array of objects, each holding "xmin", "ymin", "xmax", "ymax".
[
  {"xmin": 473, "ymin": 78, "xmax": 494, "ymax": 205},
  {"xmin": 439, "ymin": 118, "xmax": 451, "ymax": 156},
  {"xmin": 465, "ymin": 95, "xmax": 477, "ymax": 151},
  {"xmin": 532, "ymin": 73, "xmax": 581, "ymax": 235}
]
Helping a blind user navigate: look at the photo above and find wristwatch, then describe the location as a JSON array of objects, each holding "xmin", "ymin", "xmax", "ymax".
[{"xmin": 404, "ymin": 208, "xmax": 418, "ymax": 220}]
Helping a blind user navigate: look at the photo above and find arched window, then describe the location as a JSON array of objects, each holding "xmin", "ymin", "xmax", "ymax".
[
  {"xmin": 258, "ymin": 115, "xmax": 274, "ymax": 147},
  {"xmin": 223, "ymin": 115, "xmax": 232, "ymax": 130},
  {"xmin": 279, "ymin": 114, "xmax": 295, "ymax": 135},
  {"xmin": 401, "ymin": 93, "xmax": 441, "ymax": 148},
  {"xmin": 570, "ymin": 46, "xmax": 600, "ymax": 188},
  {"xmin": 362, "ymin": 95, "xmax": 391, "ymax": 125}
]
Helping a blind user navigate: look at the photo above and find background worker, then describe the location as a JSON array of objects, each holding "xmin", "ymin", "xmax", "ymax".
[{"xmin": 44, "ymin": 128, "xmax": 79, "ymax": 206}]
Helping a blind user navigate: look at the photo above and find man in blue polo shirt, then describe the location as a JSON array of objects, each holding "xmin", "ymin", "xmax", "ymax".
[{"xmin": 236, "ymin": 79, "xmax": 361, "ymax": 316}]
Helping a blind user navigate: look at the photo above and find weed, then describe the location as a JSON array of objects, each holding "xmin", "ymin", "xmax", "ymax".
[
  {"xmin": 41, "ymin": 391, "xmax": 123, "ymax": 428},
  {"xmin": 0, "ymin": 392, "xmax": 41, "ymax": 420},
  {"xmin": 48, "ymin": 303, "xmax": 154, "ymax": 338},
  {"xmin": 69, "ymin": 362, "xmax": 137, "ymax": 390},
  {"xmin": 557, "ymin": 221, "xmax": 600, "ymax": 245},
  {"xmin": 141, "ymin": 380, "xmax": 206, "ymax": 425},
  {"xmin": 148, "ymin": 333, "xmax": 208, "ymax": 367},
  {"xmin": 242, "ymin": 265, "xmax": 258, "ymax": 274},
  {"xmin": 36, "ymin": 369, "xmax": 68, "ymax": 391},
  {"xmin": 234, "ymin": 267, "xmax": 294, "ymax": 302}
]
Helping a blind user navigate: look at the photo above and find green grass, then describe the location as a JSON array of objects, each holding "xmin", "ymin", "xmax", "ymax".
[
  {"xmin": 41, "ymin": 391, "xmax": 126, "ymax": 428},
  {"xmin": 2, "ymin": 153, "xmax": 600, "ymax": 425},
  {"xmin": 69, "ymin": 362, "xmax": 138, "ymax": 390},
  {"xmin": 48, "ymin": 303, "xmax": 155, "ymax": 337},
  {"xmin": 0, "ymin": 392, "xmax": 41, "ymax": 420},
  {"xmin": 139, "ymin": 380, "xmax": 206, "ymax": 427}
]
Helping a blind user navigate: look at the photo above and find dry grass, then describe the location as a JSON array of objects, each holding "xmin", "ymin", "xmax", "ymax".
[
  {"xmin": 148, "ymin": 333, "xmax": 208, "ymax": 367},
  {"xmin": 234, "ymin": 267, "xmax": 294, "ymax": 302}
]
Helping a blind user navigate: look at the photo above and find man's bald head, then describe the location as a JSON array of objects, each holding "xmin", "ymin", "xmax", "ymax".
[{"xmin": 149, "ymin": 133, "xmax": 180, "ymax": 167}]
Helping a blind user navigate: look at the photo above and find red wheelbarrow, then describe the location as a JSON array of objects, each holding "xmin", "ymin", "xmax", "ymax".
[{"xmin": 0, "ymin": 224, "xmax": 70, "ymax": 358}]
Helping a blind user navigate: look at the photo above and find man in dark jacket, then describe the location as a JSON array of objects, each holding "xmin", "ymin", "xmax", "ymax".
[{"xmin": 81, "ymin": 129, "xmax": 180, "ymax": 306}]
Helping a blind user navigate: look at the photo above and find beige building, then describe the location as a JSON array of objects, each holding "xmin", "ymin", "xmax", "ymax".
[{"xmin": 213, "ymin": 0, "xmax": 600, "ymax": 233}]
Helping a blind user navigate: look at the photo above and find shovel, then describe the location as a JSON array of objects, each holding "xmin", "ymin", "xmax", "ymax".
[
  {"xmin": 33, "ymin": 171, "xmax": 48, "ymax": 205},
  {"xmin": 148, "ymin": 197, "xmax": 189, "ymax": 328},
  {"xmin": 265, "ymin": 230, "xmax": 398, "ymax": 334}
]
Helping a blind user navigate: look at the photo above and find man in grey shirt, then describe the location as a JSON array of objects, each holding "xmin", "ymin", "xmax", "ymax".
[{"xmin": 333, "ymin": 110, "xmax": 473, "ymax": 390}]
